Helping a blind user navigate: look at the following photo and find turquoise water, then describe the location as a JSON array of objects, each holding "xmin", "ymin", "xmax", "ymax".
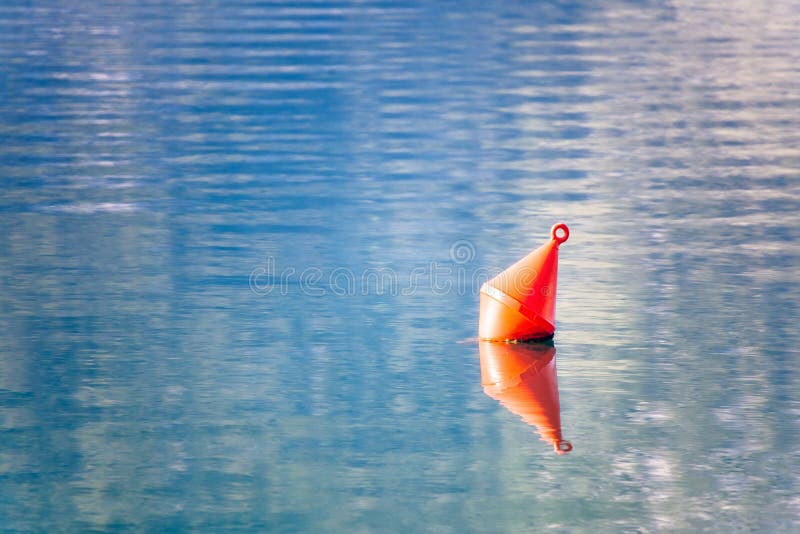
[{"xmin": 2, "ymin": 1, "xmax": 799, "ymax": 531}]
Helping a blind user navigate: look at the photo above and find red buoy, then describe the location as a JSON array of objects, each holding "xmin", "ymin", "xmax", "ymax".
[{"xmin": 479, "ymin": 223, "xmax": 569, "ymax": 341}]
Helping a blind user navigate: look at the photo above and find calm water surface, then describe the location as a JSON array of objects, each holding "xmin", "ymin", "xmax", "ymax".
[{"xmin": 1, "ymin": 1, "xmax": 799, "ymax": 531}]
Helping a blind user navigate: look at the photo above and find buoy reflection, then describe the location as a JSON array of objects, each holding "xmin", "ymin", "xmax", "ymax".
[{"xmin": 479, "ymin": 340, "xmax": 572, "ymax": 454}]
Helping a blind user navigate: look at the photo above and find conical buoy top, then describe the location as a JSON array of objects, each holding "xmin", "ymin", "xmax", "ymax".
[
  {"xmin": 479, "ymin": 223, "xmax": 569, "ymax": 342},
  {"xmin": 479, "ymin": 341, "xmax": 572, "ymax": 454}
]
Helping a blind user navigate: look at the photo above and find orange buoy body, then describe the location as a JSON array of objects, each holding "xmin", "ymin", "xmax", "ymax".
[
  {"xmin": 479, "ymin": 340, "xmax": 572, "ymax": 454},
  {"xmin": 479, "ymin": 223, "xmax": 569, "ymax": 342}
]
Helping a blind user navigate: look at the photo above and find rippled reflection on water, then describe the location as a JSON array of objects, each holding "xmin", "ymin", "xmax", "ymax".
[{"xmin": 1, "ymin": 1, "xmax": 799, "ymax": 531}]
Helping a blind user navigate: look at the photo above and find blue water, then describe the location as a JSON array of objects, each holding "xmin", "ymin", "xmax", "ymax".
[{"xmin": 2, "ymin": 1, "xmax": 799, "ymax": 531}]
